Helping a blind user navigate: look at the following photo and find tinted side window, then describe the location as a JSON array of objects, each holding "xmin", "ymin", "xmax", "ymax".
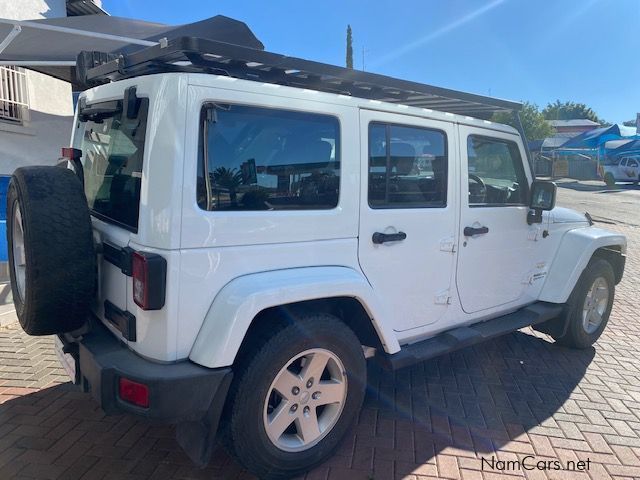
[
  {"xmin": 467, "ymin": 136, "xmax": 529, "ymax": 206},
  {"xmin": 198, "ymin": 104, "xmax": 340, "ymax": 211},
  {"xmin": 368, "ymin": 123, "xmax": 447, "ymax": 208}
]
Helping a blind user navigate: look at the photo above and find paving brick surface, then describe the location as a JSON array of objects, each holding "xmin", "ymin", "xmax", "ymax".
[{"xmin": 0, "ymin": 186, "xmax": 639, "ymax": 479}]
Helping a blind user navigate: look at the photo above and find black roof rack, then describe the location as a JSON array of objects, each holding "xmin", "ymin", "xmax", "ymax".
[{"xmin": 79, "ymin": 36, "xmax": 521, "ymax": 118}]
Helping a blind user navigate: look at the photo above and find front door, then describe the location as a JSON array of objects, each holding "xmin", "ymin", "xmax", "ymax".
[
  {"xmin": 456, "ymin": 126, "xmax": 534, "ymax": 314},
  {"xmin": 357, "ymin": 109, "xmax": 457, "ymax": 332}
]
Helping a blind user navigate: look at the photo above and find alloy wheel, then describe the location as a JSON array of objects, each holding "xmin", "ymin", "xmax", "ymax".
[
  {"xmin": 263, "ymin": 348, "xmax": 347, "ymax": 452},
  {"xmin": 582, "ymin": 276, "xmax": 609, "ymax": 334},
  {"xmin": 11, "ymin": 201, "xmax": 26, "ymax": 303}
]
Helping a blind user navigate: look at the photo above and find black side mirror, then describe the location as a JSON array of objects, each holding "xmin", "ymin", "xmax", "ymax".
[{"xmin": 527, "ymin": 180, "xmax": 556, "ymax": 224}]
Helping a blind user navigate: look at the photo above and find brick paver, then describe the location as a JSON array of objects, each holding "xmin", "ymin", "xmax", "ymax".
[{"xmin": 0, "ymin": 188, "xmax": 639, "ymax": 479}]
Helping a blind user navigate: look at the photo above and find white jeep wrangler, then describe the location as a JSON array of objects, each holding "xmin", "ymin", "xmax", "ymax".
[{"xmin": 6, "ymin": 38, "xmax": 626, "ymax": 479}]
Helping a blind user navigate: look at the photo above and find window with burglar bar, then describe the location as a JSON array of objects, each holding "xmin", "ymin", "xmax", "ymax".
[{"xmin": 0, "ymin": 66, "xmax": 29, "ymax": 123}]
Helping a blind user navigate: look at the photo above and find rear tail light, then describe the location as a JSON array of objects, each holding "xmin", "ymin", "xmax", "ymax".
[
  {"xmin": 61, "ymin": 147, "xmax": 82, "ymax": 161},
  {"xmin": 132, "ymin": 251, "xmax": 167, "ymax": 310},
  {"xmin": 119, "ymin": 377, "xmax": 149, "ymax": 408}
]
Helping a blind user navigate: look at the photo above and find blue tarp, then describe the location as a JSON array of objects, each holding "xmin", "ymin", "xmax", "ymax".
[
  {"xmin": 560, "ymin": 124, "xmax": 623, "ymax": 149},
  {"xmin": 610, "ymin": 139, "xmax": 640, "ymax": 157}
]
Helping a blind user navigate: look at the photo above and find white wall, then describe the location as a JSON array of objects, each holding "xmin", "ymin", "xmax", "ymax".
[
  {"xmin": 0, "ymin": 0, "xmax": 66, "ymax": 20},
  {"xmin": 0, "ymin": 0, "xmax": 74, "ymax": 175}
]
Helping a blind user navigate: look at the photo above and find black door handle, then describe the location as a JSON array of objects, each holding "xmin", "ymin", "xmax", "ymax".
[
  {"xmin": 464, "ymin": 226, "xmax": 489, "ymax": 237},
  {"xmin": 372, "ymin": 231, "xmax": 407, "ymax": 244}
]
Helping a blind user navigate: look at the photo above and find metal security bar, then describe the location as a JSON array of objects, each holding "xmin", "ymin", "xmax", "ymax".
[{"xmin": 0, "ymin": 66, "xmax": 28, "ymax": 122}]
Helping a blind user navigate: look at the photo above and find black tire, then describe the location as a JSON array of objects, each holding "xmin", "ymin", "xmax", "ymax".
[
  {"xmin": 6, "ymin": 166, "xmax": 95, "ymax": 336},
  {"xmin": 553, "ymin": 258, "xmax": 614, "ymax": 349},
  {"xmin": 221, "ymin": 314, "xmax": 366, "ymax": 479},
  {"xmin": 604, "ymin": 173, "xmax": 615, "ymax": 187}
]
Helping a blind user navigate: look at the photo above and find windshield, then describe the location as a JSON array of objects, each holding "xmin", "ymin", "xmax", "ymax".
[{"xmin": 73, "ymin": 99, "xmax": 149, "ymax": 231}]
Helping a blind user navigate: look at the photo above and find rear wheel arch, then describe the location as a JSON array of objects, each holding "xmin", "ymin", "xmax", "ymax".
[
  {"xmin": 234, "ymin": 297, "xmax": 385, "ymax": 367},
  {"xmin": 189, "ymin": 267, "xmax": 401, "ymax": 368}
]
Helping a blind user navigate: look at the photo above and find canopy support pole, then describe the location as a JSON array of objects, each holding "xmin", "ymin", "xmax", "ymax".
[
  {"xmin": 0, "ymin": 18, "xmax": 158, "ymax": 48},
  {"xmin": 0, "ymin": 24, "xmax": 21, "ymax": 55},
  {"xmin": 513, "ymin": 110, "xmax": 535, "ymax": 178}
]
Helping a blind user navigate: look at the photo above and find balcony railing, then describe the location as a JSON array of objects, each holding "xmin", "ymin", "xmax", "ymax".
[{"xmin": 0, "ymin": 66, "xmax": 29, "ymax": 123}]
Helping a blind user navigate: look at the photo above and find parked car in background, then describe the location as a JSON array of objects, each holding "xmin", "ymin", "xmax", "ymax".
[{"xmin": 601, "ymin": 155, "xmax": 640, "ymax": 186}]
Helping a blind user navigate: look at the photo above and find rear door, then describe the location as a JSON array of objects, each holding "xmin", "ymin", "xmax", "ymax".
[
  {"xmin": 357, "ymin": 109, "xmax": 458, "ymax": 332},
  {"xmin": 72, "ymin": 97, "xmax": 150, "ymax": 339}
]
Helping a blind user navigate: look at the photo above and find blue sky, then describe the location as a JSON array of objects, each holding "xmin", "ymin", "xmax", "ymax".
[{"xmin": 103, "ymin": 0, "xmax": 638, "ymax": 123}]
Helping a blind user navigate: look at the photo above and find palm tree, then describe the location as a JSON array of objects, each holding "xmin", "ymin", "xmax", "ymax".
[{"xmin": 213, "ymin": 167, "xmax": 243, "ymax": 206}]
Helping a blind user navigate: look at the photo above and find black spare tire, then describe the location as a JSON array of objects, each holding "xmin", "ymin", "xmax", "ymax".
[{"xmin": 7, "ymin": 166, "xmax": 95, "ymax": 335}]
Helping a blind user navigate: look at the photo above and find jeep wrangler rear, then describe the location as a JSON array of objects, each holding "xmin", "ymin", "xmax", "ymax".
[{"xmin": 6, "ymin": 37, "xmax": 626, "ymax": 479}]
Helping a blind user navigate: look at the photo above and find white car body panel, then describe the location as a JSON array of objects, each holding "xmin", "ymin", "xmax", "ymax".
[
  {"xmin": 539, "ymin": 226, "xmax": 627, "ymax": 303},
  {"xmin": 177, "ymin": 239, "xmax": 364, "ymax": 359},
  {"xmin": 189, "ymin": 266, "xmax": 400, "ymax": 368}
]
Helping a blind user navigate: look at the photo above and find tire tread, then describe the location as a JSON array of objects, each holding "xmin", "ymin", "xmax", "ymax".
[{"xmin": 7, "ymin": 166, "xmax": 95, "ymax": 335}]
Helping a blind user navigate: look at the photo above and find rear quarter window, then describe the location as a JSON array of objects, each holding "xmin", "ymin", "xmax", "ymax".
[{"xmin": 197, "ymin": 104, "xmax": 340, "ymax": 211}]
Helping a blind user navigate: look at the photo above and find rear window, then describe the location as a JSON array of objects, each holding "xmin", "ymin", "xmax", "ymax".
[{"xmin": 73, "ymin": 98, "xmax": 149, "ymax": 231}]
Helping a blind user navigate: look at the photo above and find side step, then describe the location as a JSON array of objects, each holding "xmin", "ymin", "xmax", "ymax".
[{"xmin": 378, "ymin": 302, "xmax": 564, "ymax": 370}]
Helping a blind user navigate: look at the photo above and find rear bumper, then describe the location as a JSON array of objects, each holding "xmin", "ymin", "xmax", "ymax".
[{"xmin": 62, "ymin": 319, "xmax": 232, "ymax": 424}]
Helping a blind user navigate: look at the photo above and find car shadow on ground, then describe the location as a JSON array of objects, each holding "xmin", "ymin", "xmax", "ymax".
[
  {"xmin": 0, "ymin": 329, "xmax": 593, "ymax": 479},
  {"xmin": 338, "ymin": 329, "xmax": 595, "ymax": 478}
]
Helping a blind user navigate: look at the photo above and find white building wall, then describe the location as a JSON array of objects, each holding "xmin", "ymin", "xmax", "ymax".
[
  {"xmin": 0, "ymin": 0, "xmax": 66, "ymax": 19},
  {"xmin": 0, "ymin": 0, "xmax": 74, "ymax": 176}
]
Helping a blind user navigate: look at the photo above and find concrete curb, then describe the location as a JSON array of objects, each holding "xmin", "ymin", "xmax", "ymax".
[{"xmin": 0, "ymin": 282, "xmax": 16, "ymax": 328}]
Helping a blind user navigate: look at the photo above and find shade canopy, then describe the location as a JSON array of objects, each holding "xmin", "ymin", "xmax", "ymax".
[
  {"xmin": 560, "ymin": 124, "xmax": 623, "ymax": 149},
  {"xmin": 610, "ymin": 139, "xmax": 640, "ymax": 157},
  {"xmin": 0, "ymin": 14, "xmax": 263, "ymax": 89}
]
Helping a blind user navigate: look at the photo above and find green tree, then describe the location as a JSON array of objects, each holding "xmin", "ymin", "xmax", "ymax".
[
  {"xmin": 542, "ymin": 100, "xmax": 604, "ymax": 124},
  {"xmin": 492, "ymin": 102, "xmax": 554, "ymax": 140},
  {"xmin": 346, "ymin": 25, "xmax": 353, "ymax": 69},
  {"xmin": 213, "ymin": 167, "xmax": 243, "ymax": 206}
]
